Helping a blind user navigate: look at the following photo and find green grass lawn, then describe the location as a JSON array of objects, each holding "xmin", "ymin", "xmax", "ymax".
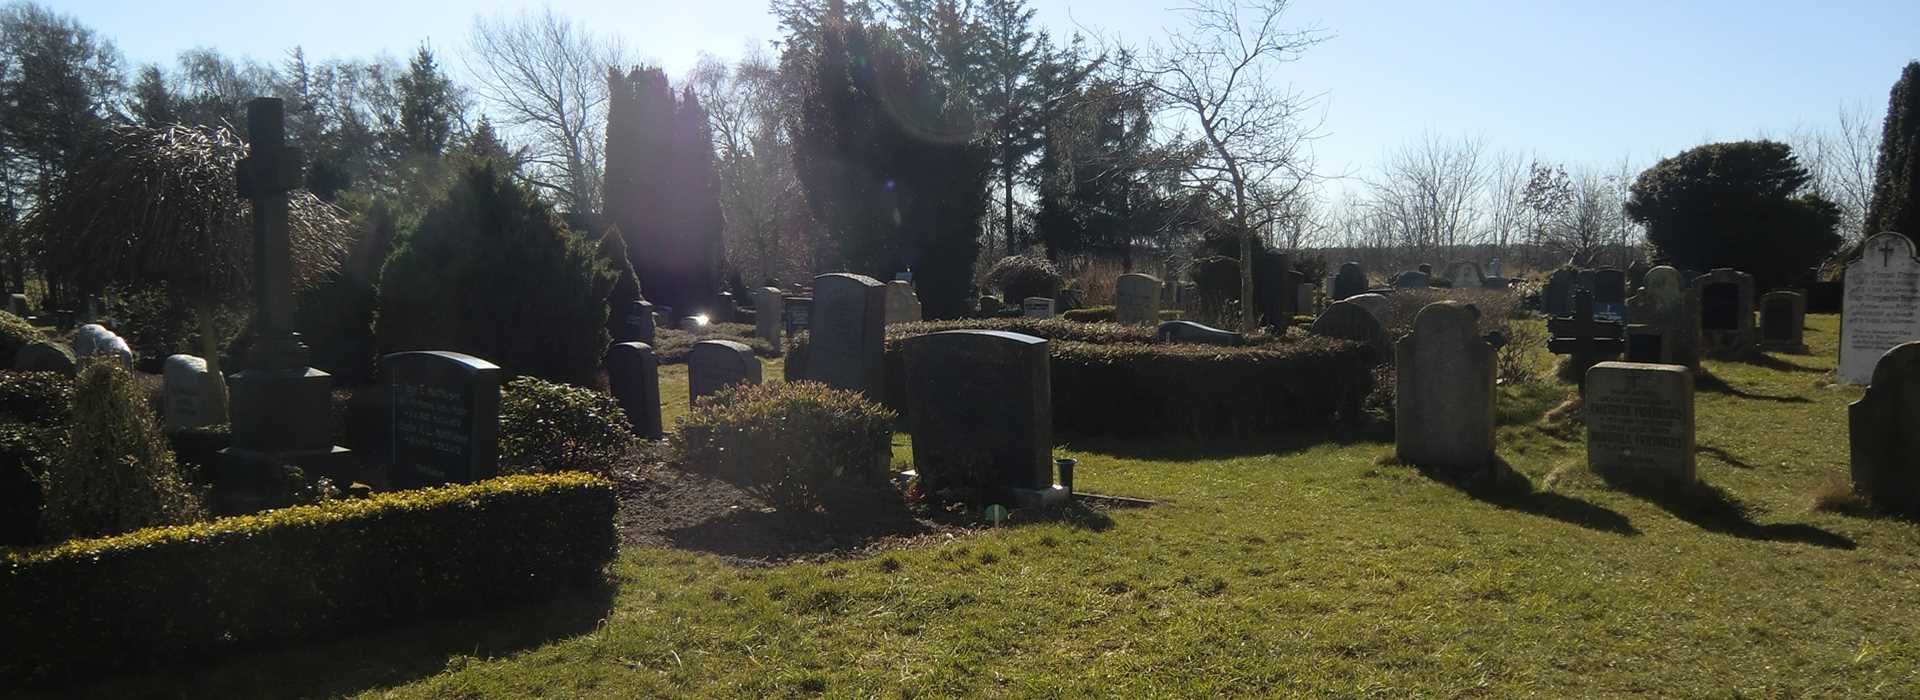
[{"xmin": 59, "ymin": 314, "xmax": 1920, "ymax": 698}]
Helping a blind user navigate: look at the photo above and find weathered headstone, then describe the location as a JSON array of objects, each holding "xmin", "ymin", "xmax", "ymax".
[
  {"xmin": 802, "ymin": 273, "xmax": 887, "ymax": 399},
  {"xmin": 1444, "ymin": 261, "xmax": 1483, "ymax": 289},
  {"xmin": 752, "ymin": 287, "xmax": 784, "ymax": 347},
  {"xmin": 1543, "ymin": 269, "xmax": 1577, "ymax": 316},
  {"xmin": 5, "ymin": 294, "xmax": 25, "ymax": 318},
  {"xmin": 1585, "ymin": 361, "xmax": 1695, "ymax": 483},
  {"xmin": 1624, "ymin": 266, "xmax": 1698, "ymax": 369},
  {"xmin": 386, "ymin": 351, "xmax": 501, "ymax": 486},
  {"xmin": 783, "ymin": 297, "xmax": 812, "ymax": 337},
  {"xmin": 222, "ymin": 97, "xmax": 352, "ymax": 484},
  {"xmin": 1054, "ymin": 289, "xmax": 1083, "ymax": 313},
  {"xmin": 1486, "ymin": 258, "xmax": 1503, "ymax": 278},
  {"xmin": 71, "ymin": 324, "xmax": 114, "ymax": 359},
  {"xmin": 884, "ymin": 281, "xmax": 922, "ymax": 325},
  {"xmin": 1296, "ymin": 282, "xmax": 1315, "ymax": 316},
  {"xmin": 12, "ymin": 341, "xmax": 75, "ymax": 376},
  {"xmin": 902, "ymin": 330, "xmax": 1060, "ymax": 507},
  {"xmin": 1592, "ymin": 268, "xmax": 1627, "ymax": 321},
  {"xmin": 1395, "ymin": 302, "xmax": 1497, "ymax": 473},
  {"xmin": 1344, "ymin": 293, "xmax": 1389, "ymax": 320},
  {"xmin": 162, "ymin": 355, "xmax": 219, "ymax": 431},
  {"xmin": 606, "ymin": 342, "xmax": 663, "ymax": 439},
  {"xmin": 1841, "ymin": 233, "xmax": 1920, "ymax": 384},
  {"xmin": 1309, "ymin": 301, "xmax": 1389, "ymax": 360},
  {"xmin": 1626, "ymin": 260, "xmax": 1651, "ymax": 296},
  {"xmin": 1155, "ymin": 320, "xmax": 1245, "ymax": 346},
  {"xmin": 712, "ymin": 292, "xmax": 736, "ymax": 323},
  {"xmin": 1393, "ymin": 270, "xmax": 1431, "ymax": 289},
  {"xmin": 1332, "ymin": 262, "xmax": 1367, "ymax": 301},
  {"xmin": 977, "ymin": 295, "xmax": 1005, "ymax": 316},
  {"xmin": 1115, "ymin": 273, "xmax": 1163, "ymax": 326},
  {"xmin": 1849, "ymin": 341, "xmax": 1920, "ymax": 512},
  {"xmin": 1691, "ymin": 268, "xmax": 1756, "ymax": 357},
  {"xmin": 688, "ymin": 340, "xmax": 762, "ymax": 405},
  {"xmin": 612, "ymin": 299, "xmax": 656, "ymax": 345},
  {"xmin": 1759, "ymin": 290, "xmax": 1808, "ymax": 353},
  {"xmin": 1022, "ymin": 297, "xmax": 1056, "ymax": 319}
]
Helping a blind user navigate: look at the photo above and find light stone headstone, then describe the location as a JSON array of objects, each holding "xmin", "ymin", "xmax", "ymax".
[
  {"xmin": 802, "ymin": 273, "xmax": 886, "ymax": 399},
  {"xmin": 1022, "ymin": 297, "xmax": 1056, "ymax": 319},
  {"xmin": 1850, "ymin": 341, "xmax": 1920, "ymax": 512},
  {"xmin": 1691, "ymin": 268, "xmax": 1756, "ymax": 357},
  {"xmin": 687, "ymin": 339, "xmax": 762, "ymax": 405},
  {"xmin": 1344, "ymin": 293, "xmax": 1389, "ymax": 320},
  {"xmin": 1585, "ymin": 361, "xmax": 1695, "ymax": 483},
  {"xmin": 1841, "ymin": 233, "xmax": 1920, "ymax": 384},
  {"xmin": 5, "ymin": 294, "xmax": 26, "ymax": 318},
  {"xmin": 1395, "ymin": 302, "xmax": 1496, "ymax": 473},
  {"xmin": 1296, "ymin": 282, "xmax": 1315, "ymax": 316},
  {"xmin": 1624, "ymin": 266, "xmax": 1697, "ymax": 369},
  {"xmin": 606, "ymin": 341, "xmax": 663, "ymax": 439},
  {"xmin": 902, "ymin": 330, "xmax": 1058, "ymax": 506},
  {"xmin": 884, "ymin": 281, "xmax": 922, "ymax": 325},
  {"xmin": 162, "ymin": 354, "xmax": 219, "ymax": 431},
  {"xmin": 385, "ymin": 351, "xmax": 501, "ymax": 486},
  {"xmin": 1486, "ymin": 259, "xmax": 1503, "ymax": 278},
  {"xmin": 1115, "ymin": 273, "xmax": 1163, "ymax": 326},
  {"xmin": 1758, "ymin": 290, "xmax": 1808, "ymax": 353},
  {"xmin": 1444, "ymin": 261, "xmax": 1483, "ymax": 289},
  {"xmin": 72, "ymin": 324, "xmax": 113, "ymax": 358},
  {"xmin": 752, "ymin": 287, "xmax": 784, "ymax": 347}
]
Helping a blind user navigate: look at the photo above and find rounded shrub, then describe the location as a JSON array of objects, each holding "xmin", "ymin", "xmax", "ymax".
[
  {"xmin": 986, "ymin": 255, "xmax": 1061, "ymax": 304},
  {"xmin": 0, "ymin": 310, "xmax": 45, "ymax": 367},
  {"xmin": 376, "ymin": 163, "xmax": 617, "ymax": 385},
  {"xmin": 40, "ymin": 360, "xmax": 204, "ymax": 541},
  {"xmin": 498, "ymin": 377, "xmax": 637, "ymax": 477},
  {"xmin": 671, "ymin": 381, "xmax": 896, "ymax": 512}
]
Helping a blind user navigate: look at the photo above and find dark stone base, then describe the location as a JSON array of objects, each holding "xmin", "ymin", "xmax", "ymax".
[
  {"xmin": 212, "ymin": 446, "xmax": 356, "ymax": 514},
  {"xmin": 229, "ymin": 366, "xmax": 338, "ymax": 453}
]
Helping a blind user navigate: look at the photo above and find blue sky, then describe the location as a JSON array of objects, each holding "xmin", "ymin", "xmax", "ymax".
[{"xmin": 61, "ymin": 0, "xmax": 1920, "ymax": 185}]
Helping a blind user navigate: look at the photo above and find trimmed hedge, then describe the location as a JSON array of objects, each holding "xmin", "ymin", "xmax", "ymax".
[
  {"xmin": 0, "ymin": 310, "xmax": 46, "ymax": 367},
  {"xmin": 788, "ymin": 319, "xmax": 1375, "ymax": 437},
  {"xmin": 0, "ymin": 473, "xmax": 616, "ymax": 684},
  {"xmin": 1059, "ymin": 306, "xmax": 1185, "ymax": 323},
  {"xmin": 672, "ymin": 381, "xmax": 895, "ymax": 511}
]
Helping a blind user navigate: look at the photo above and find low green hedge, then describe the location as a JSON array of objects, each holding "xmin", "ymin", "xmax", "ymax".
[
  {"xmin": 787, "ymin": 319, "xmax": 1374, "ymax": 437},
  {"xmin": 0, "ymin": 473, "xmax": 616, "ymax": 685},
  {"xmin": 1058, "ymin": 306, "xmax": 1185, "ymax": 323},
  {"xmin": 672, "ymin": 381, "xmax": 895, "ymax": 511},
  {"xmin": 652, "ymin": 324, "xmax": 779, "ymax": 364}
]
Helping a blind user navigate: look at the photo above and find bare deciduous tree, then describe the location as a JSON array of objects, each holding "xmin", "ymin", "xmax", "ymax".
[
  {"xmin": 1791, "ymin": 101, "xmax": 1880, "ymax": 244},
  {"xmin": 1365, "ymin": 133, "xmax": 1488, "ymax": 264},
  {"xmin": 466, "ymin": 8, "xmax": 623, "ymax": 216},
  {"xmin": 1135, "ymin": 0, "xmax": 1328, "ymax": 332},
  {"xmin": 690, "ymin": 49, "xmax": 816, "ymax": 286}
]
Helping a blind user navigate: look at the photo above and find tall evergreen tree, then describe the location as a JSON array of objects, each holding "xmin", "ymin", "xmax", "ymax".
[
  {"xmin": 128, "ymin": 64, "xmax": 174, "ymax": 127},
  {"xmin": 671, "ymin": 85, "xmax": 726, "ymax": 313},
  {"xmin": 788, "ymin": 2, "xmax": 989, "ymax": 318},
  {"xmin": 395, "ymin": 45, "xmax": 458, "ymax": 158},
  {"xmin": 974, "ymin": 0, "xmax": 1097, "ymax": 255},
  {"xmin": 604, "ymin": 67, "xmax": 720, "ymax": 315},
  {"xmin": 1865, "ymin": 61, "xmax": 1920, "ymax": 240}
]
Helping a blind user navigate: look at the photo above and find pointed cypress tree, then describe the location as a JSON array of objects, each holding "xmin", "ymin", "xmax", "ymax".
[
  {"xmin": 1865, "ymin": 61, "xmax": 1920, "ymax": 239},
  {"xmin": 671, "ymin": 86, "xmax": 725, "ymax": 313}
]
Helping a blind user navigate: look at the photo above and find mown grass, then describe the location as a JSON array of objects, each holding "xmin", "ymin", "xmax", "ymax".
[{"xmin": 47, "ymin": 315, "xmax": 1920, "ymax": 698}]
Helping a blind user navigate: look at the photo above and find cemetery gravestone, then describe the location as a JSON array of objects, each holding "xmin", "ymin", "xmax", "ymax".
[
  {"xmin": 753, "ymin": 287, "xmax": 784, "ymax": 347},
  {"xmin": 5, "ymin": 294, "xmax": 25, "ymax": 318},
  {"xmin": 712, "ymin": 292, "xmax": 736, "ymax": 323},
  {"xmin": 1023, "ymin": 297, "xmax": 1056, "ymax": 319},
  {"xmin": 1841, "ymin": 233, "xmax": 1920, "ymax": 384},
  {"xmin": 162, "ymin": 354, "xmax": 218, "ymax": 431},
  {"xmin": 1393, "ymin": 270, "xmax": 1431, "ymax": 289},
  {"xmin": 1155, "ymin": 320, "xmax": 1246, "ymax": 346},
  {"xmin": 1309, "ymin": 301, "xmax": 1390, "ymax": 361},
  {"xmin": 1253, "ymin": 252, "xmax": 1292, "ymax": 329},
  {"xmin": 1344, "ymin": 293, "xmax": 1389, "ymax": 320},
  {"xmin": 803, "ymin": 273, "xmax": 887, "ymax": 399},
  {"xmin": 1487, "ymin": 258, "xmax": 1503, "ymax": 278},
  {"xmin": 1333, "ymin": 262, "xmax": 1368, "ymax": 301},
  {"xmin": 1549, "ymin": 290, "xmax": 1625, "ymax": 383},
  {"xmin": 884, "ymin": 281, "xmax": 922, "ymax": 325},
  {"xmin": 1592, "ymin": 268, "xmax": 1627, "ymax": 321},
  {"xmin": 1395, "ymin": 302, "xmax": 1497, "ymax": 473},
  {"xmin": 1543, "ymin": 269, "xmax": 1577, "ymax": 316},
  {"xmin": 72, "ymin": 324, "xmax": 113, "ymax": 358},
  {"xmin": 1759, "ymin": 290, "xmax": 1808, "ymax": 353},
  {"xmin": 1849, "ymin": 341, "xmax": 1920, "ymax": 512},
  {"xmin": 687, "ymin": 340, "xmax": 762, "ymax": 405},
  {"xmin": 1296, "ymin": 282, "xmax": 1315, "ymax": 316},
  {"xmin": 1115, "ymin": 273, "xmax": 1163, "ymax": 326},
  {"xmin": 1624, "ymin": 266, "xmax": 1697, "ymax": 369},
  {"xmin": 606, "ymin": 342, "xmax": 663, "ymax": 439},
  {"xmin": 1585, "ymin": 361, "xmax": 1695, "ymax": 483},
  {"xmin": 1445, "ymin": 261, "xmax": 1484, "ymax": 289},
  {"xmin": 902, "ymin": 330, "xmax": 1061, "ymax": 507},
  {"xmin": 386, "ymin": 351, "xmax": 501, "ymax": 487},
  {"xmin": 783, "ymin": 296, "xmax": 812, "ymax": 337},
  {"xmin": 1054, "ymin": 289, "xmax": 1083, "ymax": 313},
  {"xmin": 977, "ymin": 295, "xmax": 1005, "ymax": 316},
  {"xmin": 1691, "ymin": 268, "xmax": 1756, "ymax": 357},
  {"xmin": 1418, "ymin": 264, "xmax": 1433, "ymax": 275}
]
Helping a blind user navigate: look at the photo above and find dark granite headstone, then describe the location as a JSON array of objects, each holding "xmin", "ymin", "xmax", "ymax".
[
  {"xmin": 801, "ymin": 273, "xmax": 886, "ymax": 399},
  {"xmin": 1393, "ymin": 270, "xmax": 1431, "ymax": 289},
  {"xmin": 688, "ymin": 339, "xmax": 762, "ymax": 405},
  {"xmin": 1253, "ymin": 251, "xmax": 1292, "ymax": 329},
  {"xmin": 783, "ymin": 297, "xmax": 812, "ymax": 336},
  {"xmin": 1155, "ymin": 320, "xmax": 1246, "ymax": 346},
  {"xmin": 386, "ymin": 351, "xmax": 501, "ymax": 486},
  {"xmin": 1543, "ymin": 270, "xmax": 1577, "ymax": 316},
  {"xmin": 902, "ymin": 330, "xmax": 1055, "ymax": 505},
  {"xmin": 1850, "ymin": 341, "xmax": 1920, "ymax": 512},
  {"xmin": 1626, "ymin": 327, "xmax": 1664, "ymax": 363},
  {"xmin": 1690, "ymin": 268, "xmax": 1755, "ymax": 356},
  {"xmin": 1332, "ymin": 262, "xmax": 1367, "ymax": 301},
  {"xmin": 606, "ymin": 342, "xmax": 663, "ymax": 439},
  {"xmin": 1759, "ymin": 290, "xmax": 1806, "ymax": 352}
]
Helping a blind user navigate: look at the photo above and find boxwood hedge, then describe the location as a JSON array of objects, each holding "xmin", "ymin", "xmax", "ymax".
[
  {"xmin": 0, "ymin": 473, "xmax": 616, "ymax": 685},
  {"xmin": 787, "ymin": 319, "xmax": 1375, "ymax": 437}
]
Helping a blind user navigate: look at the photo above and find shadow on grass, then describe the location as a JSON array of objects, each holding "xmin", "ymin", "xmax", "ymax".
[
  {"xmin": 1402, "ymin": 456, "xmax": 1640, "ymax": 536},
  {"xmin": 663, "ymin": 495, "xmax": 936, "ymax": 561},
  {"xmin": 1604, "ymin": 472, "xmax": 1856, "ymax": 550},
  {"xmin": 1064, "ymin": 421, "xmax": 1393, "ymax": 462},
  {"xmin": 37, "ymin": 581, "xmax": 618, "ymax": 700},
  {"xmin": 1728, "ymin": 352, "xmax": 1826, "ymax": 373},
  {"xmin": 1696, "ymin": 369, "xmax": 1813, "ymax": 403},
  {"xmin": 1697, "ymin": 444, "xmax": 1755, "ymax": 469}
]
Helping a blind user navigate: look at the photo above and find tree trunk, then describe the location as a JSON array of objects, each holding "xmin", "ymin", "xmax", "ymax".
[
  {"xmin": 195, "ymin": 299, "xmax": 231, "ymax": 424},
  {"xmin": 1237, "ymin": 184, "xmax": 1256, "ymax": 334}
]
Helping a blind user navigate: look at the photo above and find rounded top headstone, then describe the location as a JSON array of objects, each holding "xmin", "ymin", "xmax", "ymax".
[{"xmin": 1411, "ymin": 301, "xmax": 1482, "ymax": 344}]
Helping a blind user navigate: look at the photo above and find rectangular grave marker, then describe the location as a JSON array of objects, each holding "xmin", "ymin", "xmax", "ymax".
[
  {"xmin": 1585, "ymin": 361, "xmax": 1695, "ymax": 483},
  {"xmin": 386, "ymin": 351, "xmax": 501, "ymax": 486}
]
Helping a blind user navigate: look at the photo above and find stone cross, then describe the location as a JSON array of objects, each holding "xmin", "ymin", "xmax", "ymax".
[
  {"xmin": 1548, "ymin": 290, "xmax": 1625, "ymax": 367},
  {"xmin": 236, "ymin": 97, "xmax": 309, "ymax": 370}
]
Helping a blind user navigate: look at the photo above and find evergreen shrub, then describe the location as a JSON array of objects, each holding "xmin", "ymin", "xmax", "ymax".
[
  {"xmin": 499, "ymin": 377, "xmax": 636, "ymax": 477},
  {"xmin": 671, "ymin": 381, "xmax": 895, "ymax": 511}
]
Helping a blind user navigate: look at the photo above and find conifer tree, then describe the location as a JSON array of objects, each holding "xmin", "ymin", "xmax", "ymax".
[{"xmin": 1865, "ymin": 61, "xmax": 1920, "ymax": 239}]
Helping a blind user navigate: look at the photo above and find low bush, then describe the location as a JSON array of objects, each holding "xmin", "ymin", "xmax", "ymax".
[
  {"xmin": 0, "ymin": 473, "xmax": 616, "ymax": 684},
  {"xmin": 671, "ymin": 381, "xmax": 895, "ymax": 511},
  {"xmin": 652, "ymin": 324, "xmax": 779, "ymax": 365},
  {"xmin": 986, "ymin": 255, "xmax": 1061, "ymax": 303},
  {"xmin": 0, "ymin": 310, "xmax": 46, "ymax": 367},
  {"xmin": 40, "ymin": 361, "xmax": 204, "ymax": 542},
  {"xmin": 788, "ymin": 319, "xmax": 1374, "ymax": 437},
  {"xmin": 1060, "ymin": 306, "xmax": 1183, "ymax": 323},
  {"xmin": 0, "ymin": 372, "xmax": 73, "ymax": 546},
  {"xmin": 499, "ymin": 377, "xmax": 636, "ymax": 477},
  {"xmin": 0, "ymin": 370, "xmax": 73, "ymax": 426}
]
